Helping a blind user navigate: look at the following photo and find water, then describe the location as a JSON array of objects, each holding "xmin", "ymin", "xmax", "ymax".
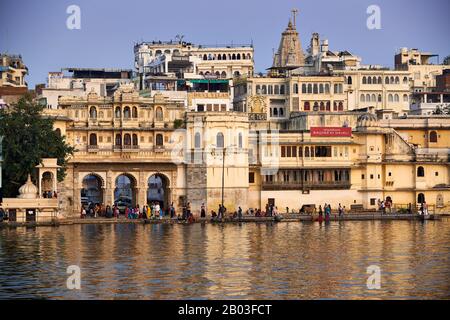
[{"xmin": 0, "ymin": 220, "xmax": 449, "ymax": 299}]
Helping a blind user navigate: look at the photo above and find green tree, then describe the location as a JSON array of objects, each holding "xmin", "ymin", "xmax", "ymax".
[{"xmin": 0, "ymin": 94, "xmax": 74, "ymax": 197}]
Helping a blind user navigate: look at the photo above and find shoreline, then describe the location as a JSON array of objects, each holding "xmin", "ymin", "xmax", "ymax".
[{"xmin": 0, "ymin": 213, "xmax": 446, "ymax": 228}]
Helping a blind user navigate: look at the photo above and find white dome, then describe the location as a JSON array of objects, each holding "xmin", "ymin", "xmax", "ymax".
[{"xmin": 18, "ymin": 175, "xmax": 38, "ymax": 199}]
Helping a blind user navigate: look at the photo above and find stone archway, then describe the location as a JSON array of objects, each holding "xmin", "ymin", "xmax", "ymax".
[
  {"xmin": 81, "ymin": 173, "xmax": 104, "ymax": 207},
  {"xmin": 147, "ymin": 173, "xmax": 170, "ymax": 212},
  {"xmin": 114, "ymin": 173, "xmax": 137, "ymax": 211}
]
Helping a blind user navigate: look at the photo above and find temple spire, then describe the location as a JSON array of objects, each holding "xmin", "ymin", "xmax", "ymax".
[{"xmin": 292, "ymin": 8, "xmax": 298, "ymax": 27}]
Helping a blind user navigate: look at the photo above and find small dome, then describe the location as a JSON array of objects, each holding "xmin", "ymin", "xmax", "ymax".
[
  {"xmin": 357, "ymin": 113, "xmax": 378, "ymax": 128},
  {"xmin": 18, "ymin": 174, "xmax": 38, "ymax": 199}
]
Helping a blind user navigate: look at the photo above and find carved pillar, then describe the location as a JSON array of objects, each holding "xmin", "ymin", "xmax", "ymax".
[
  {"xmin": 105, "ymin": 170, "xmax": 113, "ymax": 205},
  {"xmin": 138, "ymin": 171, "xmax": 147, "ymax": 206}
]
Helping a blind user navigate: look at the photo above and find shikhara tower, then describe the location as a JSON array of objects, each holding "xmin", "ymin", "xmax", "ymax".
[{"xmin": 272, "ymin": 9, "xmax": 305, "ymax": 69}]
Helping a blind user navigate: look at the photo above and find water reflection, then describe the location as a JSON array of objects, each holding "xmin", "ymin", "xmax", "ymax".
[{"xmin": 0, "ymin": 220, "xmax": 449, "ymax": 299}]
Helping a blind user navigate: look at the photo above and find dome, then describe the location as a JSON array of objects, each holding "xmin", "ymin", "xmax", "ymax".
[
  {"xmin": 357, "ymin": 113, "xmax": 379, "ymax": 128},
  {"xmin": 18, "ymin": 174, "xmax": 38, "ymax": 199}
]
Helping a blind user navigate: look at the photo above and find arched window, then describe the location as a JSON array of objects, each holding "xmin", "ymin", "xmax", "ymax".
[
  {"xmin": 378, "ymin": 94, "xmax": 382, "ymax": 102},
  {"xmin": 347, "ymin": 76, "xmax": 352, "ymax": 85},
  {"xmin": 429, "ymin": 131, "xmax": 438, "ymax": 143},
  {"xmin": 203, "ymin": 54, "xmax": 207, "ymax": 60},
  {"xmin": 237, "ymin": 53, "xmax": 241, "ymax": 60},
  {"xmin": 115, "ymin": 134, "xmax": 122, "ymax": 146},
  {"xmin": 390, "ymin": 76, "xmax": 395, "ymax": 84},
  {"xmin": 132, "ymin": 106, "xmax": 138, "ymax": 118},
  {"xmin": 388, "ymin": 94, "xmax": 393, "ymax": 102},
  {"xmin": 89, "ymin": 133, "xmax": 97, "ymax": 146},
  {"xmin": 385, "ymin": 77, "xmax": 390, "ymax": 84},
  {"xmin": 156, "ymin": 134, "xmax": 163, "ymax": 146},
  {"xmin": 394, "ymin": 94, "xmax": 399, "ymax": 102},
  {"xmin": 395, "ymin": 76, "xmax": 400, "ymax": 84},
  {"xmin": 302, "ymin": 84, "xmax": 307, "ymax": 93},
  {"xmin": 274, "ymin": 85, "xmax": 280, "ymax": 95},
  {"xmin": 324, "ymin": 83, "xmax": 330, "ymax": 94},
  {"xmin": 222, "ymin": 54, "xmax": 227, "ymax": 60},
  {"xmin": 256, "ymin": 85, "xmax": 261, "ymax": 94},
  {"xmin": 232, "ymin": 53, "xmax": 236, "ymax": 60},
  {"xmin": 305, "ymin": 147, "xmax": 310, "ymax": 157},
  {"xmin": 238, "ymin": 133, "xmax": 243, "ymax": 148},
  {"xmin": 124, "ymin": 134, "xmax": 131, "ymax": 146},
  {"xmin": 338, "ymin": 102, "xmax": 343, "ymax": 111},
  {"xmin": 403, "ymin": 76, "xmax": 408, "ymax": 84},
  {"xmin": 371, "ymin": 94, "xmax": 376, "ymax": 102},
  {"xmin": 55, "ymin": 128, "xmax": 61, "ymax": 137},
  {"xmin": 293, "ymin": 83, "xmax": 299, "ymax": 94},
  {"xmin": 326, "ymin": 101, "xmax": 331, "ymax": 111},
  {"xmin": 367, "ymin": 77, "xmax": 372, "ymax": 84},
  {"xmin": 377, "ymin": 76, "xmax": 382, "ymax": 84},
  {"xmin": 221, "ymin": 71, "xmax": 227, "ymax": 78},
  {"xmin": 313, "ymin": 84, "xmax": 318, "ymax": 94},
  {"xmin": 313, "ymin": 102, "xmax": 319, "ymax": 111},
  {"xmin": 279, "ymin": 108, "xmax": 284, "ymax": 116},
  {"xmin": 195, "ymin": 132, "xmax": 201, "ymax": 148},
  {"xmin": 319, "ymin": 102, "xmax": 325, "ymax": 111},
  {"xmin": 362, "ymin": 76, "xmax": 367, "ymax": 84},
  {"xmin": 273, "ymin": 108, "xmax": 278, "ymax": 116},
  {"xmin": 217, "ymin": 54, "xmax": 222, "ymax": 60},
  {"xmin": 304, "ymin": 101, "xmax": 310, "ymax": 111},
  {"xmin": 319, "ymin": 83, "xmax": 324, "ymax": 93},
  {"xmin": 89, "ymin": 106, "xmax": 97, "ymax": 119},
  {"xmin": 418, "ymin": 193, "xmax": 425, "ymax": 204},
  {"xmin": 403, "ymin": 94, "xmax": 408, "ymax": 102},
  {"xmin": 215, "ymin": 71, "xmax": 220, "ymax": 77},
  {"xmin": 156, "ymin": 107, "xmax": 163, "ymax": 121},
  {"xmin": 123, "ymin": 106, "xmax": 131, "ymax": 118},
  {"xmin": 268, "ymin": 85, "xmax": 273, "ymax": 94},
  {"xmin": 247, "ymin": 53, "xmax": 251, "ymax": 60},
  {"xmin": 280, "ymin": 85, "xmax": 285, "ymax": 95},
  {"xmin": 234, "ymin": 71, "xmax": 240, "ymax": 77},
  {"xmin": 372, "ymin": 76, "xmax": 377, "ymax": 84},
  {"xmin": 216, "ymin": 132, "xmax": 224, "ymax": 148},
  {"xmin": 262, "ymin": 85, "xmax": 267, "ymax": 94},
  {"xmin": 417, "ymin": 166, "xmax": 425, "ymax": 177},
  {"xmin": 366, "ymin": 94, "xmax": 370, "ymax": 102},
  {"xmin": 333, "ymin": 102, "xmax": 338, "ymax": 111},
  {"xmin": 132, "ymin": 134, "xmax": 138, "ymax": 146}
]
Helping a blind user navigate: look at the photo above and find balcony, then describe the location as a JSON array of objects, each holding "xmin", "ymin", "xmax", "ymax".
[
  {"xmin": 415, "ymin": 148, "xmax": 449, "ymax": 162},
  {"xmin": 153, "ymin": 145, "xmax": 165, "ymax": 152},
  {"xmin": 113, "ymin": 145, "xmax": 139, "ymax": 152},
  {"xmin": 262, "ymin": 180, "xmax": 351, "ymax": 191},
  {"xmin": 87, "ymin": 145, "xmax": 99, "ymax": 152}
]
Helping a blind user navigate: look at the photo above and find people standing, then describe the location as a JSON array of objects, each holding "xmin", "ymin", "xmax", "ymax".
[
  {"xmin": 201, "ymin": 203, "xmax": 206, "ymax": 218},
  {"xmin": 238, "ymin": 206, "xmax": 243, "ymax": 220},
  {"xmin": 338, "ymin": 203, "xmax": 343, "ymax": 217}
]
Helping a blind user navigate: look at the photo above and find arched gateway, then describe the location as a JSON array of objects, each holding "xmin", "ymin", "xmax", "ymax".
[{"xmin": 147, "ymin": 173, "xmax": 170, "ymax": 212}]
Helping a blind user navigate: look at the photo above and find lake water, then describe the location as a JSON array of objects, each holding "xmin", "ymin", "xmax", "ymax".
[{"xmin": 0, "ymin": 220, "xmax": 449, "ymax": 299}]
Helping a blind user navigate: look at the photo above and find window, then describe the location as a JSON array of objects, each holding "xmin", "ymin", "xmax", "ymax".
[
  {"xmin": 132, "ymin": 107, "xmax": 138, "ymax": 118},
  {"xmin": 89, "ymin": 107, "xmax": 97, "ymax": 119},
  {"xmin": 123, "ymin": 106, "xmax": 131, "ymax": 118},
  {"xmin": 195, "ymin": 132, "xmax": 201, "ymax": 148},
  {"xmin": 314, "ymin": 146, "xmax": 332, "ymax": 157},
  {"xmin": 293, "ymin": 83, "xmax": 299, "ymax": 94},
  {"xmin": 361, "ymin": 174, "xmax": 365, "ymax": 179},
  {"xmin": 388, "ymin": 172, "xmax": 392, "ymax": 176},
  {"xmin": 281, "ymin": 146, "xmax": 286, "ymax": 157},
  {"xmin": 370, "ymin": 174, "xmax": 374, "ymax": 179},
  {"xmin": 156, "ymin": 134, "xmax": 163, "ymax": 146},
  {"xmin": 216, "ymin": 132, "xmax": 224, "ymax": 148},
  {"xmin": 429, "ymin": 131, "xmax": 438, "ymax": 143},
  {"xmin": 403, "ymin": 94, "xmax": 408, "ymax": 102},
  {"xmin": 89, "ymin": 133, "xmax": 97, "ymax": 146},
  {"xmin": 132, "ymin": 134, "xmax": 138, "ymax": 146},
  {"xmin": 370, "ymin": 198, "xmax": 376, "ymax": 206},
  {"xmin": 388, "ymin": 94, "xmax": 393, "ymax": 102},
  {"xmin": 304, "ymin": 101, "xmax": 310, "ymax": 111},
  {"xmin": 313, "ymin": 84, "xmax": 318, "ymax": 94},
  {"xmin": 238, "ymin": 133, "xmax": 243, "ymax": 148},
  {"xmin": 347, "ymin": 76, "xmax": 352, "ymax": 85},
  {"xmin": 435, "ymin": 172, "xmax": 439, "ymax": 176},
  {"xmin": 156, "ymin": 107, "xmax": 163, "ymax": 121},
  {"xmin": 362, "ymin": 76, "xmax": 367, "ymax": 84},
  {"xmin": 249, "ymin": 172, "xmax": 255, "ymax": 183},
  {"xmin": 302, "ymin": 84, "xmax": 307, "ymax": 93},
  {"xmin": 124, "ymin": 134, "xmax": 131, "ymax": 146},
  {"xmin": 115, "ymin": 134, "xmax": 122, "ymax": 146},
  {"xmin": 417, "ymin": 166, "xmax": 424, "ymax": 177}
]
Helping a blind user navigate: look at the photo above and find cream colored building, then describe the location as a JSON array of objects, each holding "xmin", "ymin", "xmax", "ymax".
[{"xmin": 0, "ymin": 54, "xmax": 28, "ymax": 88}]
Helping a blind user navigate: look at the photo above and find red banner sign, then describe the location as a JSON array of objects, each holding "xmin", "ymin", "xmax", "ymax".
[{"xmin": 310, "ymin": 127, "xmax": 352, "ymax": 137}]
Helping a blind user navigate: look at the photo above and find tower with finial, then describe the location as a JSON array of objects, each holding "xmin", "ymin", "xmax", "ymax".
[{"xmin": 271, "ymin": 9, "xmax": 305, "ymax": 69}]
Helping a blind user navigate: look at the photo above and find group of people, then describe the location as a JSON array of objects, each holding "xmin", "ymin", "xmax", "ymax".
[
  {"xmin": 80, "ymin": 201, "xmax": 177, "ymax": 219},
  {"xmin": 42, "ymin": 190, "xmax": 57, "ymax": 199},
  {"xmin": 378, "ymin": 199, "xmax": 393, "ymax": 214}
]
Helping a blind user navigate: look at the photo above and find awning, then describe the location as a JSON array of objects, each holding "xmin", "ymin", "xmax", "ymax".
[{"xmin": 188, "ymin": 79, "xmax": 229, "ymax": 84}]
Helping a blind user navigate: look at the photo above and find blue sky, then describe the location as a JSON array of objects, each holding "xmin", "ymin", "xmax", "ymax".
[{"xmin": 1, "ymin": 0, "xmax": 449, "ymax": 87}]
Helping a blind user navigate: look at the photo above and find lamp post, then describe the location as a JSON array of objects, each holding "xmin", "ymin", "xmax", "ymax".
[{"xmin": 211, "ymin": 143, "xmax": 236, "ymax": 217}]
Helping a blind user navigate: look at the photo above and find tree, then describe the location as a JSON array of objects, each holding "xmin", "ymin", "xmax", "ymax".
[{"xmin": 0, "ymin": 94, "xmax": 74, "ymax": 197}]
